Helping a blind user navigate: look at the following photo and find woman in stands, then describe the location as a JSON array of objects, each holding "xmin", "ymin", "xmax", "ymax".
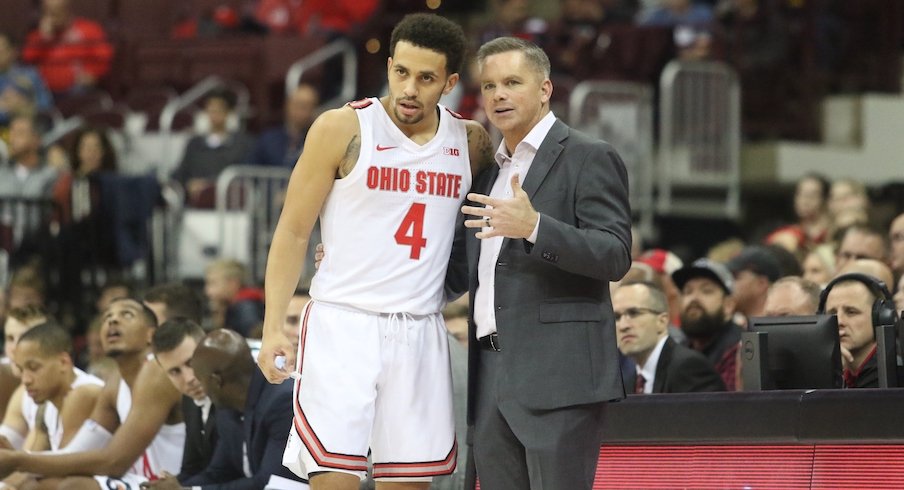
[{"xmin": 766, "ymin": 173, "xmax": 832, "ymax": 256}]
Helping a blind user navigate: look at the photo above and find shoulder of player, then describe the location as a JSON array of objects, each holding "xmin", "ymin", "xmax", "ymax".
[
  {"xmin": 61, "ymin": 384, "xmax": 102, "ymax": 411},
  {"xmin": 306, "ymin": 107, "xmax": 359, "ymax": 147},
  {"xmin": 137, "ymin": 359, "xmax": 178, "ymax": 394}
]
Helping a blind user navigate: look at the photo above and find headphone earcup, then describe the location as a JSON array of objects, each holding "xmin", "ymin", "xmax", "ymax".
[{"xmin": 873, "ymin": 299, "xmax": 900, "ymax": 327}]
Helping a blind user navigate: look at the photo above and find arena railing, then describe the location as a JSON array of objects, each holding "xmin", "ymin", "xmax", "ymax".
[
  {"xmin": 285, "ymin": 38, "xmax": 358, "ymax": 110},
  {"xmin": 568, "ymin": 80, "xmax": 656, "ymax": 242},
  {"xmin": 657, "ymin": 60, "xmax": 741, "ymax": 219}
]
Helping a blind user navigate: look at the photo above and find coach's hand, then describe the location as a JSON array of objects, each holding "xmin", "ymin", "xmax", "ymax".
[{"xmin": 462, "ymin": 174, "xmax": 538, "ymax": 240}]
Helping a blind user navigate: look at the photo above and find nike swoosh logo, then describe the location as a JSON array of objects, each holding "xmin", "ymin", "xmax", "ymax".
[{"xmin": 376, "ymin": 145, "xmax": 398, "ymax": 151}]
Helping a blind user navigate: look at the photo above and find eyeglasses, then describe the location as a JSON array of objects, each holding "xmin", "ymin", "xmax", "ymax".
[
  {"xmin": 614, "ymin": 307, "xmax": 663, "ymax": 322},
  {"xmin": 891, "ymin": 231, "xmax": 904, "ymax": 243}
]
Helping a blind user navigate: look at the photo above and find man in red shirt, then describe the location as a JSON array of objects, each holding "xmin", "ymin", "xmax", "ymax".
[{"xmin": 21, "ymin": 0, "xmax": 113, "ymax": 94}]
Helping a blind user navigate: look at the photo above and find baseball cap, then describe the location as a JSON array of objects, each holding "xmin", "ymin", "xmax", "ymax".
[
  {"xmin": 726, "ymin": 246, "xmax": 781, "ymax": 282},
  {"xmin": 636, "ymin": 249, "xmax": 684, "ymax": 276},
  {"xmin": 671, "ymin": 258, "xmax": 733, "ymax": 294}
]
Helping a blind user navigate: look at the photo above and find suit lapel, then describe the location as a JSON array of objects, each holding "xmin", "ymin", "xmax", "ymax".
[
  {"xmin": 520, "ymin": 119, "xmax": 567, "ymax": 200},
  {"xmin": 653, "ymin": 339, "xmax": 674, "ymax": 393}
]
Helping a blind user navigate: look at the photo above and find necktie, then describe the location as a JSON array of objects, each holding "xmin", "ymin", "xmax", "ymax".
[{"xmin": 635, "ymin": 373, "xmax": 646, "ymax": 394}]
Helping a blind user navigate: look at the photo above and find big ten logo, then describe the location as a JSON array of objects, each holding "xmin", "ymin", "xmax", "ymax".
[{"xmin": 443, "ymin": 147, "xmax": 460, "ymax": 156}]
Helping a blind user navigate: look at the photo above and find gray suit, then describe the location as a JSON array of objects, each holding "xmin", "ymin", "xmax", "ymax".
[{"xmin": 455, "ymin": 119, "xmax": 632, "ymax": 489}]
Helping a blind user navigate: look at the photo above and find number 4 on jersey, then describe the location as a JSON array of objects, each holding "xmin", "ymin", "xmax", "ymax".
[{"xmin": 395, "ymin": 203, "xmax": 427, "ymax": 259}]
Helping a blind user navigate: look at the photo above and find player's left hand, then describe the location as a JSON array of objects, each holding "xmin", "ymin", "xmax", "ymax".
[{"xmin": 462, "ymin": 173, "xmax": 538, "ymax": 240}]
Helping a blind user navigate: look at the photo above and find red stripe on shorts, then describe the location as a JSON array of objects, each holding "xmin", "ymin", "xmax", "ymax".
[{"xmin": 372, "ymin": 440, "xmax": 458, "ymax": 478}]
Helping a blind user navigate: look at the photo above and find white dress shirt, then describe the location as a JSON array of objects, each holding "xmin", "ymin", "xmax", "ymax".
[
  {"xmin": 637, "ymin": 336, "xmax": 668, "ymax": 394},
  {"xmin": 474, "ymin": 112, "xmax": 556, "ymax": 339}
]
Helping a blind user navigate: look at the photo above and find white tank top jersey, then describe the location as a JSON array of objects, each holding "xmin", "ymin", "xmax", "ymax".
[
  {"xmin": 115, "ymin": 377, "xmax": 185, "ymax": 480},
  {"xmin": 309, "ymin": 98, "xmax": 472, "ymax": 315},
  {"xmin": 22, "ymin": 368, "xmax": 104, "ymax": 450}
]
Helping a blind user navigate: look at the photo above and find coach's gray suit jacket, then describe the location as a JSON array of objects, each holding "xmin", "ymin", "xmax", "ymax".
[{"xmin": 454, "ymin": 119, "xmax": 632, "ymax": 423}]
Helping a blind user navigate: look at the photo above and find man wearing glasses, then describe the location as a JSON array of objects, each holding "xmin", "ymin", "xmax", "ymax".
[{"xmin": 614, "ymin": 281, "xmax": 725, "ymax": 394}]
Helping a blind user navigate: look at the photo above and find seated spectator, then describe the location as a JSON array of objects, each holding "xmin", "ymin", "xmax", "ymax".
[
  {"xmin": 204, "ymin": 259, "xmax": 264, "ymax": 336},
  {"xmin": 5, "ymin": 266, "xmax": 45, "ymax": 311},
  {"xmin": 151, "ymin": 319, "xmax": 216, "ymax": 482},
  {"xmin": 828, "ymin": 178, "xmax": 870, "ymax": 230},
  {"xmin": 157, "ymin": 329, "xmax": 304, "ymax": 488},
  {"xmin": 888, "ymin": 212, "xmax": 904, "ymax": 278},
  {"xmin": 0, "ymin": 298, "xmax": 185, "ymax": 487},
  {"xmin": 726, "ymin": 245, "xmax": 782, "ymax": 324},
  {"xmin": 171, "ymin": 89, "xmax": 253, "ymax": 208},
  {"xmin": 253, "ymin": 0, "xmax": 304, "ymax": 34},
  {"xmin": 672, "ymin": 258, "xmax": 742, "ymax": 390},
  {"xmin": 639, "ymin": 0, "xmax": 713, "ymax": 27},
  {"xmin": 1, "ymin": 323, "xmax": 103, "ymax": 489},
  {"xmin": 250, "ymin": 83, "xmax": 319, "ymax": 168},
  {"xmin": 630, "ymin": 248, "xmax": 686, "ymax": 340},
  {"xmin": 835, "ymin": 224, "xmax": 888, "ymax": 271},
  {"xmin": 544, "ymin": 0, "xmax": 635, "ymax": 80},
  {"xmin": 802, "ymin": 244, "xmax": 835, "ymax": 287},
  {"xmin": 0, "ymin": 115, "xmax": 56, "ymax": 198},
  {"xmin": 762, "ymin": 276, "xmax": 820, "ymax": 317},
  {"xmin": 0, "ymin": 33, "xmax": 53, "ymax": 129},
  {"xmin": 474, "ymin": 0, "xmax": 548, "ymax": 46},
  {"xmin": 836, "ymin": 258, "xmax": 894, "ymax": 293},
  {"xmin": 820, "ymin": 274, "xmax": 899, "ymax": 389},
  {"xmin": 615, "ymin": 281, "xmax": 724, "ymax": 394},
  {"xmin": 765, "ymin": 173, "xmax": 832, "ymax": 255},
  {"xmin": 143, "ymin": 282, "xmax": 205, "ymax": 326},
  {"xmin": 21, "ymin": 0, "xmax": 113, "ymax": 95},
  {"xmin": 52, "ymin": 126, "xmax": 117, "ymax": 226}
]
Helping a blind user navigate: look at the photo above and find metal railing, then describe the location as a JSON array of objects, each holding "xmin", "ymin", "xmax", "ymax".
[
  {"xmin": 215, "ymin": 165, "xmax": 292, "ymax": 284},
  {"xmin": 569, "ymin": 80, "xmax": 656, "ymax": 241},
  {"xmin": 285, "ymin": 38, "xmax": 358, "ymax": 109},
  {"xmin": 657, "ymin": 60, "xmax": 741, "ymax": 219}
]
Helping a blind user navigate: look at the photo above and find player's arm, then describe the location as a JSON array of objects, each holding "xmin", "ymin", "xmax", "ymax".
[
  {"xmin": 0, "ymin": 387, "xmax": 28, "ymax": 449},
  {"xmin": 57, "ymin": 384, "xmax": 103, "ymax": 449},
  {"xmin": 0, "ymin": 364, "xmax": 180, "ymax": 477},
  {"xmin": 258, "ymin": 107, "xmax": 359, "ymax": 383},
  {"xmin": 465, "ymin": 119, "xmax": 495, "ymax": 178}
]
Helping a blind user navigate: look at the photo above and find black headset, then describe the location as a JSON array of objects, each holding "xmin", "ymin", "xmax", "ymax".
[{"xmin": 817, "ymin": 272, "xmax": 899, "ymax": 327}]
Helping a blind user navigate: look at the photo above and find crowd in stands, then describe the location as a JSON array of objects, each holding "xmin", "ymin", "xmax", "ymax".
[{"xmin": 0, "ymin": 0, "xmax": 901, "ymax": 486}]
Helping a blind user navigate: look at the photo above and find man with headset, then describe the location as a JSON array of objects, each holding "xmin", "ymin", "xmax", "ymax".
[{"xmin": 819, "ymin": 273, "xmax": 900, "ymax": 389}]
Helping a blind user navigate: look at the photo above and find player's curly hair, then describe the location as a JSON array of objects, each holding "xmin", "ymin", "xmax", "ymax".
[{"xmin": 390, "ymin": 13, "xmax": 467, "ymax": 77}]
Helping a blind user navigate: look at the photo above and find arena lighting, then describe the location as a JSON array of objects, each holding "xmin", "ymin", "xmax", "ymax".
[
  {"xmin": 366, "ymin": 38, "xmax": 381, "ymax": 54},
  {"xmin": 426, "ymin": 0, "xmax": 441, "ymax": 9}
]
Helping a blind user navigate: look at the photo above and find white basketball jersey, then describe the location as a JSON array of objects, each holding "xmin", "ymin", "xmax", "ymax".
[
  {"xmin": 310, "ymin": 98, "xmax": 471, "ymax": 315},
  {"xmin": 45, "ymin": 368, "xmax": 104, "ymax": 450},
  {"xmin": 116, "ymin": 377, "xmax": 185, "ymax": 480}
]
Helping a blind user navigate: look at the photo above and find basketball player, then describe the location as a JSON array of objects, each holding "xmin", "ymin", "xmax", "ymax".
[{"xmin": 258, "ymin": 13, "xmax": 493, "ymax": 490}]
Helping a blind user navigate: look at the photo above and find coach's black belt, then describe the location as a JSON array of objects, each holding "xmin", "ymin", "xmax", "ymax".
[{"xmin": 478, "ymin": 333, "xmax": 501, "ymax": 352}]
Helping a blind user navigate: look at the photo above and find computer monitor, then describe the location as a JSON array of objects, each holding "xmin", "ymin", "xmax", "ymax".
[{"xmin": 741, "ymin": 314, "xmax": 842, "ymax": 391}]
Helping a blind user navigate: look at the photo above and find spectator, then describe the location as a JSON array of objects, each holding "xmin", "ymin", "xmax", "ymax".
[
  {"xmin": 2, "ymin": 305, "xmax": 48, "ymax": 375},
  {"xmin": 143, "ymin": 282, "xmax": 205, "ymax": 326},
  {"xmin": 821, "ymin": 274, "xmax": 898, "ymax": 389},
  {"xmin": 171, "ymin": 89, "xmax": 253, "ymax": 208},
  {"xmin": 162, "ymin": 329, "xmax": 303, "ymax": 488},
  {"xmin": 280, "ymin": 290, "xmax": 310, "ymax": 355},
  {"xmin": 5, "ymin": 266, "xmax": 45, "ymax": 311},
  {"xmin": 249, "ymin": 83, "xmax": 319, "ymax": 168},
  {"xmin": 545, "ymin": 0, "xmax": 634, "ymax": 80},
  {"xmin": 0, "ymin": 298, "xmax": 185, "ymax": 487},
  {"xmin": 889, "ymin": 212, "xmax": 904, "ymax": 278},
  {"xmin": 802, "ymin": 244, "xmax": 835, "ymax": 286},
  {"xmin": 835, "ymin": 224, "xmax": 888, "ymax": 271},
  {"xmin": 0, "ymin": 33, "xmax": 53, "ymax": 128},
  {"xmin": 726, "ymin": 245, "xmax": 781, "ymax": 323},
  {"xmin": 0, "ymin": 323, "xmax": 103, "ymax": 489},
  {"xmin": 640, "ymin": 0, "xmax": 713, "ymax": 26},
  {"xmin": 253, "ymin": 0, "xmax": 304, "ymax": 34},
  {"xmin": 614, "ymin": 281, "xmax": 724, "ymax": 394},
  {"xmin": 474, "ymin": 0, "xmax": 548, "ymax": 46},
  {"xmin": 0, "ymin": 116, "xmax": 56, "ymax": 198},
  {"xmin": 836, "ymin": 258, "xmax": 894, "ymax": 293},
  {"xmin": 633, "ymin": 248, "xmax": 686, "ymax": 336},
  {"xmin": 21, "ymin": 0, "xmax": 114, "ymax": 95},
  {"xmin": 828, "ymin": 178, "xmax": 869, "ymax": 230},
  {"xmin": 94, "ymin": 280, "xmax": 131, "ymax": 316},
  {"xmin": 151, "ymin": 319, "xmax": 216, "ymax": 482},
  {"xmin": 766, "ymin": 173, "xmax": 831, "ymax": 254},
  {"xmin": 52, "ymin": 126, "xmax": 117, "ymax": 226},
  {"xmin": 204, "ymin": 259, "xmax": 264, "ymax": 337},
  {"xmin": 672, "ymin": 258, "xmax": 742, "ymax": 390},
  {"xmin": 762, "ymin": 276, "xmax": 820, "ymax": 317}
]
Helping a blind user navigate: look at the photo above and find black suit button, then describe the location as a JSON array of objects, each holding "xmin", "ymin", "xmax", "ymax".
[
  {"xmin": 497, "ymin": 261, "xmax": 507, "ymax": 267},
  {"xmin": 496, "ymin": 306, "xmax": 503, "ymax": 311}
]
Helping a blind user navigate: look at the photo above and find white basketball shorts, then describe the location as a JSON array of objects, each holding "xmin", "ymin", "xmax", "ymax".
[{"xmin": 282, "ymin": 300, "xmax": 456, "ymax": 481}]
